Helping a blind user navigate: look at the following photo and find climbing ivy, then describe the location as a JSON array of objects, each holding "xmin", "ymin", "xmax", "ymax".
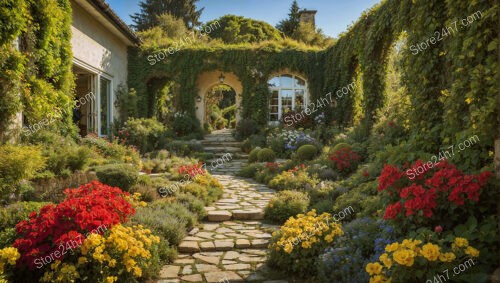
[
  {"xmin": 128, "ymin": 43, "xmax": 324, "ymax": 126},
  {"xmin": 128, "ymin": 0, "xmax": 497, "ymax": 165},
  {"xmin": 0, "ymin": 0, "xmax": 74, "ymax": 140}
]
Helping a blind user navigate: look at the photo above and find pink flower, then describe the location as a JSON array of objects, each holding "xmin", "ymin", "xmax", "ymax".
[{"xmin": 434, "ymin": 226, "xmax": 443, "ymax": 233}]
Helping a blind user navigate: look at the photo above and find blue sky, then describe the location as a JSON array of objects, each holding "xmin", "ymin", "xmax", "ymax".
[{"xmin": 107, "ymin": 0, "xmax": 381, "ymax": 37}]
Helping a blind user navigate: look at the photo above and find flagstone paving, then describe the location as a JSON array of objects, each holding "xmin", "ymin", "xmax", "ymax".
[{"xmin": 156, "ymin": 130, "xmax": 289, "ymax": 283}]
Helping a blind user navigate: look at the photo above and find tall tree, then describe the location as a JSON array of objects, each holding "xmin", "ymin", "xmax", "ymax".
[
  {"xmin": 131, "ymin": 0, "xmax": 203, "ymax": 31},
  {"xmin": 276, "ymin": 0, "xmax": 301, "ymax": 37}
]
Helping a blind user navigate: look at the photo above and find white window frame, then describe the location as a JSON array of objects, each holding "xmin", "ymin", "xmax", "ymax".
[
  {"xmin": 268, "ymin": 74, "xmax": 308, "ymax": 123},
  {"xmin": 98, "ymin": 74, "xmax": 113, "ymax": 137}
]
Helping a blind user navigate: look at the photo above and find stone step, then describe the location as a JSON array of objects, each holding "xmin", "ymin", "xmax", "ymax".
[
  {"xmin": 207, "ymin": 210, "xmax": 232, "ymax": 222},
  {"xmin": 232, "ymin": 209, "xmax": 265, "ymax": 221},
  {"xmin": 201, "ymin": 140, "xmax": 241, "ymax": 146},
  {"xmin": 204, "ymin": 146, "xmax": 241, "ymax": 153},
  {"xmin": 206, "ymin": 209, "xmax": 265, "ymax": 222},
  {"xmin": 178, "ymin": 240, "xmax": 270, "ymax": 253}
]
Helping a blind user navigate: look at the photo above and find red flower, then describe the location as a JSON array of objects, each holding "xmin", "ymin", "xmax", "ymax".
[
  {"xmin": 435, "ymin": 226, "xmax": 443, "ymax": 233},
  {"xmin": 378, "ymin": 164, "xmax": 404, "ymax": 192},
  {"xmin": 380, "ymin": 160, "xmax": 492, "ymax": 224},
  {"xmin": 384, "ymin": 202, "xmax": 402, "ymax": 220},
  {"xmin": 13, "ymin": 181, "xmax": 135, "ymax": 270},
  {"xmin": 329, "ymin": 147, "xmax": 361, "ymax": 172},
  {"xmin": 178, "ymin": 163, "xmax": 206, "ymax": 178}
]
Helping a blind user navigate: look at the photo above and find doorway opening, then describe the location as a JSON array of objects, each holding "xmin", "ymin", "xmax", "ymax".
[
  {"xmin": 73, "ymin": 65, "xmax": 97, "ymax": 136},
  {"xmin": 205, "ymin": 84, "xmax": 237, "ymax": 131}
]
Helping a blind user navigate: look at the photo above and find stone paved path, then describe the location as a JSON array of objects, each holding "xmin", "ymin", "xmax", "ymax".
[{"xmin": 156, "ymin": 130, "xmax": 288, "ymax": 283}]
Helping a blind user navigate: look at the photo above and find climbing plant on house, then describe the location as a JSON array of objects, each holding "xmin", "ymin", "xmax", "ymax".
[{"xmin": 0, "ymin": 0, "xmax": 74, "ymax": 141}]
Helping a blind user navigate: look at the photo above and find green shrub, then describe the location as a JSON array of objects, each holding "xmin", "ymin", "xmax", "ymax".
[
  {"xmin": 0, "ymin": 228, "xmax": 17, "ymax": 248},
  {"xmin": 237, "ymin": 163, "xmax": 262, "ymax": 178},
  {"xmin": 241, "ymin": 134, "xmax": 266, "ymax": 153},
  {"xmin": 0, "ymin": 145, "xmax": 46, "ymax": 184},
  {"xmin": 176, "ymin": 193, "xmax": 207, "ymax": 219},
  {"xmin": 149, "ymin": 201, "xmax": 198, "ymax": 229},
  {"xmin": 172, "ymin": 113, "xmax": 201, "ymax": 137},
  {"xmin": 0, "ymin": 201, "xmax": 49, "ymax": 232},
  {"xmin": 268, "ymin": 170, "xmax": 319, "ymax": 191},
  {"xmin": 44, "ymin": 144, "xmax": 91, "ymax": 176},
  {"xmin": 206, "ymin": 185, "xmax": 223, "ymax": 205},
  {"xmin": 296, "ymin": 144, "xmax": 319, "ymax": 161},
  {"xmin": 82, "ymin": 134, "xmax": 142, "ymax": 169},
  {"xmin": 0, "ymin": 145, "xmax": 46, "ymax": 203},
  {"xmin": 265, "ymin": 190, "xmax": 309, "ymax": 223},
  {"xmin": 331, "ymin": 142, "xmax": 351, "ymax": 153},
  {"xmin": 248, "ymin": 147, "xmax": 261, "ymax": 163},
  {"xmin": 181, "ymin": 182, "xmax": 208, "ymax": 202},
  {"xmin": 132, "ymin": 206, "xmax": 187, "ymax": 246},
  {"xmin": 257, "ymin": 148, "xmax": 276, "ymax": 162},
  {"xmin": 166, "ymin": 141, "xmax": 204, "ymax": 156},
  {"xmin": 318, "ymin": 168, "xmax": 339, "ymax": 181},
  {"xmin": 94, "ymin": 164, "xmax": 139, "ymax": 192},
  {"xmin": 235, "ymin": 119, "xmax": 259, "ymax": 140},
  {"xmin": 119, "ymin": 118, "xmax": 166, "ymax": 153},
  {"xmin": 310, "ymin": 199, "xmax": 335, "ymax": 214}
]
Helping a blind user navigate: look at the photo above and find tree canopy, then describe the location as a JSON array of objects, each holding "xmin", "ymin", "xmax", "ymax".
[
  {"xmin": 203, "ymin": 15, "xmax": 283, "ymax": 44},
  {"xmin": 276, "ymin": 0, "xmax": 301, "ymax": 37},
  {"xmin": 292, "ymin": 22, "xmax": 335, "ymax": 47},
  {"xmin": 131, "ymin": 0, "xmax": 203, "ymax": 30}
]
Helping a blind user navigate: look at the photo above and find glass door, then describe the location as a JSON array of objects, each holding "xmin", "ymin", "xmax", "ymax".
[{"xmin": 99, "ymin": 77, "xmax": 111, "ymax": 136}]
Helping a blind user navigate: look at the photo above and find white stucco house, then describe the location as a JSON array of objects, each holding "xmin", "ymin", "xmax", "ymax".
[{"xmin": 70, "ymin": 0, "xmax": 139, "ymax": 136}]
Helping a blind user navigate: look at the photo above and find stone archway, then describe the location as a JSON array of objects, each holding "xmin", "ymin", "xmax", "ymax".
[{"xmin": 195, "ymin": 71, "xmax": 243, "ymax": 127}]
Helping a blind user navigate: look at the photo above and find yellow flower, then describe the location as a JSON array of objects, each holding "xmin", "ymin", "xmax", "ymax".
[
  {"xmin": 284, "ymin": 244, "xmax": 293, "ymax": 254},
  {"xmin": 465, "ymin": 246, "xmax": 479, "ymax": 257},
  {"xmin": 365, "ymin": 262, "xmax": 383, "ymax": 276},
  {"xmin": 301, "ymin": 241, "xmax": 312, "ymax": 249},
  {"xmin": 453, "ymin": 237, "xmax": 469, "ymax": 248},
  {"xmin": 439, "ymin": 252, "xmax": 456, "ymax": 262},
  {"xmin": 77, "ymin": 257, "xmax": 87, "ymax": 265},
  {"xmin": 370, "ymin": 275, "xmax": 390, "ymax": 283},
  {"xmin": 106, "ymin": 276, "xmax": 118, "ymax": 283},
  {"xmin": 420, "ymin": 243, "xmax": 440, "ymax": 261},
  {"xmin": 0, "ymin": 247, "xmax": 20, "ymax": 265},
  {"xmin": 385, "ymin": 243, "xmax": 399, "ymax": 253},
  {"xmin": 133, "ymin": 266, "xmax": 142, "ymax": 277},
  {"xmin": 379, "ymin": 253, "xmax": 392, "ymax": 268},
  {"xmin": 393, "ymin": 249, "xmax": 415, "ymax": 267},
  {"xmin": 324, "ymin": 234, "xmax": 333, "ymax": 243}
]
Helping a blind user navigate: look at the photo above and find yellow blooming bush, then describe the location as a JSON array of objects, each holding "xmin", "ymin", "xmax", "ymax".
[
  {"xmin": 124, "ymin": 192, "xmax": 148, "ymax": 208},
  {"xmin": 0, "ymin": 247, "xmax": 20, "ymax": 282},
  {"xmin": 268, "ymin": 210, "xmax": 344, "ymax": 275},
  {"xmin": 41, "ymin": 225, "xmax": 161, "ymax": 282},
  {"xmin": 365, "ymin": 237, "xmax": 480, "ymax": 282}
]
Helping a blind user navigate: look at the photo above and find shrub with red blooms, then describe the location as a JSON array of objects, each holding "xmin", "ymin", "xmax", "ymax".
[
  {"xmin": 13, "ymin": 181, "xmax": 135, "ymax": 270},
  {"xmin": 178, "ymin": 162, "xmax": 206, "ymax": 178},
  {"xmin": 328, "ymin": 147, "xmax": 361, "ymax": 173},
  {"xmin": 378, "ymin": 160, "xmax": 492, "ymax": 229}
]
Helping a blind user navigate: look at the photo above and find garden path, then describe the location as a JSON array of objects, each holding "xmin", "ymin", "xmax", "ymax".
[{"xmin": 156, "ymin": 130, "xmax": 288, "ymax": 283}]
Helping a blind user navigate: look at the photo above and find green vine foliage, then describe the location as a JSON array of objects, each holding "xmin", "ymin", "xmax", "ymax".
[
  {"xmin": 128, "ymin": 43, "xmax": 324, "ymax": 127},
  {"xmin": 128, "ymin": 0, "xmax": 497, "ymax": 167},
  {"xmin": 0, "ymin": 0, "xmax": 74, "ymax": 141},
  {"xmin": 0, "ymin": 0, "xmax": 496, "ymax": 168}
]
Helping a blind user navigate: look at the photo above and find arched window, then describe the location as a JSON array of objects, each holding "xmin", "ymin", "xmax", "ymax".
[{"xmin": 268, "ymin": 74, "xmax": 308, "ymax": 122}]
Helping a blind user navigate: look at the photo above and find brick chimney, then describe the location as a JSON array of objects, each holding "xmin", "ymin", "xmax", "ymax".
[{"xmin": 299, "ymin": 10, "xmax": 317, "ymax": 27}]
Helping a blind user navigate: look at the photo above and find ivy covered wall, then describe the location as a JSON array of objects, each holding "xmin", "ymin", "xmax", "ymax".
[
  {"xmin": 129, "ymin": 0, "xmax": 497, "ymax": 166},
  {"xmin": 322, "ymin": 0, "xmax": 498, "ymax": 165},
  {"xmin": 128, "ymin": 45, "xmax": 325, "ymax": 126},
  {"xmin": 0, "ymin": 0, "xmax": 74, "ymax": 140}
]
